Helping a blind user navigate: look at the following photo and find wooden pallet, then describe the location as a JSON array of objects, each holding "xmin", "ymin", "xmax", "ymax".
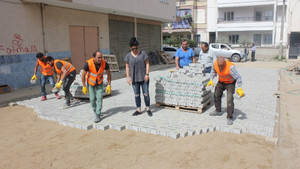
[
  {"xmin": 156, "ymin": 99, "xmax": 211, "ymax": 114},
  {"xmin": 103, "ymin": 54, "xmax": 120, "ymax": 72},
  {"xmin": 157, "ymin": 50, "xmax": 175, "ymax": 64}
]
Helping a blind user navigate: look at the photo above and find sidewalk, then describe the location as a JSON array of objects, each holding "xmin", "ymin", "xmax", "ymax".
[{"xmin": 0, "ymin": 64, "xmax": 175, "ymax": 108}]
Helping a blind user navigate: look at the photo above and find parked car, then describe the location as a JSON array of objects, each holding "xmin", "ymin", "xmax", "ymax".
[
  {"xmin": 209, "ymin": 43, "xmax": 244, "ymax": 62},
  {"xmin": 162, "ymin": 46, "xmax": 178, "ymax": 59},
  {"xmin": 192, "ymin": 47, "xmax": 201, "ymax": 56}
]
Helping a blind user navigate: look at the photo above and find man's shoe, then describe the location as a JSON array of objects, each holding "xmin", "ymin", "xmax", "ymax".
[
  {"xmin": 132, "ymin": 111, "xmax": 142, "ymax": 116},
  {"xmin": 94, "ymin": 114, "xmax": 101, "ymax": 123},
  {"xmin": 55, "ymin": 93, "xmax": 60, "ymax": 99},
  {"xmin": 41, "ymin": 96, "xmax": 47, "ymax": 101},
  {"xmin": 209, "ymin": 110, "xmax": 222, "ymax": 116},
  {"xmin": 62, "ymin": 104, "xmax": 71, "ymax": 109},
  {"xmin": 147, "ymin": 110, "xmax": 153, "ymax": 117},
  {"xmin": 227, "ymin": 118, "xmax": 233, "ymax": 125}
]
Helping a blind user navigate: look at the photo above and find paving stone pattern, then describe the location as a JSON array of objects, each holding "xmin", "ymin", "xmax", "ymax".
[{"xmin": 17, "ymin": 66, "xmax": 279, "ymax": 139}]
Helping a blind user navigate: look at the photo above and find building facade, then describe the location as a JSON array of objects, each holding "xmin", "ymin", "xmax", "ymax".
[
  {"xmin": 207, "ymin": 0, "xmax": 288, "ymax": 48},
  {"xmin": 0, "ymin": 0, "xmax": 176, "ymax": 89},
  {"xmin": 162, "ymin": 0, "xmax": 208, "ymax": 46}
]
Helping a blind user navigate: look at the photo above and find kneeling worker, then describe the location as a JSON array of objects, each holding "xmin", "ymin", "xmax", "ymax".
[
  {"xmin": 81, "ymin": 50, "xmax": 111, "ymax": 123},
  {"xmin": 46, "ymin": 56, "xmax": 76, "ymax": 108},
  {"xmin": 206, "ymin": 56, "xmax": 244, "ymax": 125}
]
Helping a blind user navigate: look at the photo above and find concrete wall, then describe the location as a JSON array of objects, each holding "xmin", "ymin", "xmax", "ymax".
[
  {"xmin": 0, "ymin": 1, "xmax": 109, "ymax": 90},
  {"xmin": 43, "ymin": 5, "xmax": 109, "ymax": 52},
  {"xmin": 74, "ymin": 0, "xmax": 177, "ymax": 22}
]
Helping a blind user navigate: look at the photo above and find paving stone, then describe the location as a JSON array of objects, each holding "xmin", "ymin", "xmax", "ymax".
[{"xmin": 18, "ymin": 66, "xmax": 279, "ymax": 139}]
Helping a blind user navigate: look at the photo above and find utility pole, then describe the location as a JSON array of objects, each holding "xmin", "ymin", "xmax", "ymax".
[{"xmin": 279, "ymin": 0, "xmax": 286, "ymax": 60}]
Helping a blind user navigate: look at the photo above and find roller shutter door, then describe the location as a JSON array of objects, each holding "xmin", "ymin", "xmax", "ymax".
[{"xmin": 109, "ymin": 20, "xmax": 134, "ymax": 68}]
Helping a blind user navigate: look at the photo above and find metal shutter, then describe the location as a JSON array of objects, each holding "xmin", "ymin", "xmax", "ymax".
[
  {"xmin": 109, "ymin": 20, "xmax": 134, "ymax": 68},
  {"xmin": 149, "ymin": 25, "xmax": 161, "ymax": 52},
  {"xmin": 137, "ymin": 23, "xmax": 150, "ymax": 53}
]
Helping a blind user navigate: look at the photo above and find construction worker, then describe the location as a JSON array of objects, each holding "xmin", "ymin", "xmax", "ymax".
[
  {"xmin": 81, "ymin": 50, "xmax": 111, "ymax": 123},
  {"xmin": 206, "ymin": 56, "xmax": 244, "ymax": 125},
  {"xmin": 45, "ymin": 56, "xmax": 76, "ymax": 108},
  {"xmin": 175, "ymin": 39, "xmax": 196, "ymax": 70},
  {"xmin": 31, "ymin": 53, "xmax": 60, "ymax": 101}
]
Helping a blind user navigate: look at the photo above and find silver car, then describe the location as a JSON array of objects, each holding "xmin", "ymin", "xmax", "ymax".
[
  {"xmin": 162, "ymin": 46, "xmax": 178, "ymax": 59},
  {"xmin": 209, "ymin": 43, "xmax": 244, "ymax": 62}
]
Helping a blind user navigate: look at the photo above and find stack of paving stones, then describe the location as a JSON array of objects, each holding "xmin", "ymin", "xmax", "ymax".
[
  {"xmin": 155, "ymin": 63, "xmax": 212, "ymax": 112},
  {"xmin": 15, "ymin": 66, "xmax": 279, "ymax": 139},
  {"xmin": 58, "ymin": 70, "xmax": 109, "ymax": 99}
]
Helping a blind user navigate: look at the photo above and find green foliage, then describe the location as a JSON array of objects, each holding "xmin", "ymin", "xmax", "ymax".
[{"xmin": 188, "ymin": 40, "xmax": 197, "ymax": 48}]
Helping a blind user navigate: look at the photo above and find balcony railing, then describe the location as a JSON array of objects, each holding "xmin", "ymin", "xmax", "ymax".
[{"xmin": 218, "ymin": 16, "xmax": 273, "ymax": 23}]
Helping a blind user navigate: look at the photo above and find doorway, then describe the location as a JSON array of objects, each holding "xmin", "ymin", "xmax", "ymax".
[{"xmin": 69, "ymin": 26, "xmax": 99, "ymax": 71}]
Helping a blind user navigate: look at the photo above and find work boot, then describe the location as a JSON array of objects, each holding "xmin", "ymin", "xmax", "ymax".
[
  {"xmin": 55, "ymin": 93, "xmax": 60, "ymax": 99},
  {"xmin": 41, "ymin": 96, "xmax": 47, "ymax": 101},
  {"xmin": 209, "ymin": 110, "xmax": 222, "ymax": 116},
  {"xmin": 94, "ymin": 114, "xmax": 101, "ymax": 123},
  {"xmin": 227, "ymin": 118, "xmax": 233, "ymax": 125}
]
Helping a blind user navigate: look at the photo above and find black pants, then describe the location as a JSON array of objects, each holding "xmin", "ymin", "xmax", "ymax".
[
  {"xmin": 251, "ymin": 51, "xmax": 255, "ymax": 61},
  {"xmin": 214, "ymin": 81, "xmax": 236, "ymax": 119},
  {"xmin": 63, "ymin": 70, "xmax": 76, "ymax": 105}
]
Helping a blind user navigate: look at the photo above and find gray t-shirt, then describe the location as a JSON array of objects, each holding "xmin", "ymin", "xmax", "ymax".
[{"xmin": 124, "ymin": 51, "xmax": 148, "ymax": 83}]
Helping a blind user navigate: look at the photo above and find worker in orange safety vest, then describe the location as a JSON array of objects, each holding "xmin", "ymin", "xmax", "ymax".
[
  {"xmin": 206, "ymin": 56, "xmax": 244, "ymax": 125},
  {"xmin": 81, "ymin": 50, "xmax": 111, "ymax": 123},
  {"xmin": 31, "ymin": 53, "xmax": 60, "ymax": 101},
  {"xmin": 46, "ymin": 56, "xmax": 76, "ymax": 108}
]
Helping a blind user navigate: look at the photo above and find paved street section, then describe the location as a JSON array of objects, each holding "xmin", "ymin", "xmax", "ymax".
[{"xmin": 17, "ymin": 66, "xmax": 279, "ymax": 139}]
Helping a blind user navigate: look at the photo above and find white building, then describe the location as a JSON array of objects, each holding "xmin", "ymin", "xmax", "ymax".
[{"xmin": 208, "ymin": 0, "xmax": 288, "ymax": 48}]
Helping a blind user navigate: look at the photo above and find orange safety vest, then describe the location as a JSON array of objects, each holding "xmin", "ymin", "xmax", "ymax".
[
  {"xmin": 86, "ymin": 58, "xmax": 106, "ymax": 86},
  {"xmin": 53, "ymin": 60, "xmax": 75, "ymax": 76},
  {"xmin": 38, "ymin": 58, "xmax": 54, "ymax": 76},
  {"xmin": 213, "ymin": 60, "xmax": 235, "ymax": 84}
]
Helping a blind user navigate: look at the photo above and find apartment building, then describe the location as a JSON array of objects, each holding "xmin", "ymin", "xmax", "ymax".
[
  {"xmin": 0, "ymin": 0, "xmax": 176, "ymax": 89},
  {"xmin": 162, "ymin": 0, "xmax": 208, "ymax": 45},
  {"xmin": 208, "ymin": 0, "xmax": 288, "ymax": 48}
]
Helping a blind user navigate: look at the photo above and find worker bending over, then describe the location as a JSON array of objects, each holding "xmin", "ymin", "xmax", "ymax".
[{"xmin": 207, "ymin": 56, "xmax": 244, "ymax": 125}]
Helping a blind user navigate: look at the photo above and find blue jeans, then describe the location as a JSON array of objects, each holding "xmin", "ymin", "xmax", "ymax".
[
  {"xmin": 132, "ymin": 80, "xmax": 150, "ymax": 108},
  {"xmin": 205, "ymin": 67, "xmax": 212, "ymax": 73},
  {"xmin": 40, "ymin": 74, "xmax": 55, "ymax": 96}
]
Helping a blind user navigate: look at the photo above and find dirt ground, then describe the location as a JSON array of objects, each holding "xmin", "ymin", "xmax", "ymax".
[{"xmin": 0, "ymin": 60, "xmax": 299, "ymax": 169}]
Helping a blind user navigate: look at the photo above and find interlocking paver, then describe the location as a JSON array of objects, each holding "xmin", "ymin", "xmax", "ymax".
[{"xmin": 16, "ymin": 66, "xmax": 279, "ymax": 139}]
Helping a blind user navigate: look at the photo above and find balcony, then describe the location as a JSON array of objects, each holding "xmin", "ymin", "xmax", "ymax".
[
  {"xmin": 217, "ymin": 0, "xmax": 275, "ymax": 8},
  {"xmin": 218, "ymin": 16, "xmax": 273, "ymax": 23}
]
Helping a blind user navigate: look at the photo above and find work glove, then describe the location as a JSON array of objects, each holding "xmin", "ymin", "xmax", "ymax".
[
  {"xmin": 236, "ymin": 88, "xmax": 245, "ymax": 97},
  {"xmin": 206, "ymin": 80, "xmax": 214, "ymax": 87},
  {"xmin": 55, "ymin": 80, "xmax": 63, "ymax": 89},
  {"xmin": 82, "ymin": 87, "xmax": 88, "ymax": 95},
  {"xmin": 31, "ymin": 75, "xmax": 37, "ymax": 81},
  {"xmin": 105, "ymin": 85, "xmax": 111, "ymax": 94}
]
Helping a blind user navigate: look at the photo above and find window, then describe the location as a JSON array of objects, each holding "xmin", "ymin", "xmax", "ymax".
[
  {"xmin": 221, "ymin": 44, "xmax": 229, "ymax": 50},
  {"xmin": 180, "ymin": 0, "xmax": 186, "ymax": 2},
  {"xmin": 194, "ymin": 34, "xmax": 201, "ymax": 43},
  {"xmin": 224, "ymin": 12, "xmax": 234, "ymax": 21},
  {"xmin": 229, "ymin": 35, "xmax": 239, "ymax": 44},
  {"xmin": 160, "ymin": 0, "xmax": 168, "ymax": 4},
  {"xmin": 263, "ymin": 34, "xmax": 272, "ymax": 44},
  {"xmin": 211, "ymin": 44, "xmax": 219, "ymax": 49},
  {"xmin": 163, "ymin": 47, "xmax": 177, "ymax": 52},
  {"xmin": 265, "ymin": 10, "xmax": 273, "ymax": 21},
  {"xmin": 255, "ymin": 11, "xmax": 262, "ymax": 21}
]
